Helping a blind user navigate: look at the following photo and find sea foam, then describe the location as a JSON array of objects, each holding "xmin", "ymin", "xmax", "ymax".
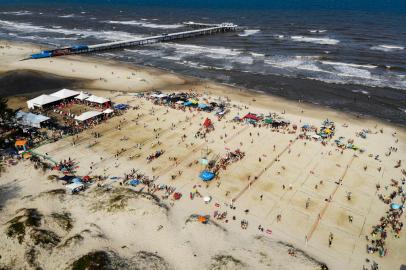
[{"xmin": 321, "ymin": 61, "xmax": 377, "ymax": 69}]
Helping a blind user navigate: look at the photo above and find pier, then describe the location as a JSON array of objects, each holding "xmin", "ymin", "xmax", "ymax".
[{"xmin": 29, "ymin": 22, "xmax": 239, "ymax": 59}]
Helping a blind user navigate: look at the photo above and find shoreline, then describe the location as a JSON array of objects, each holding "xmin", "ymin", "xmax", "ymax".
[{"xmin": 0, "ymin": 39, "xmax": 405, "ymax": 129}]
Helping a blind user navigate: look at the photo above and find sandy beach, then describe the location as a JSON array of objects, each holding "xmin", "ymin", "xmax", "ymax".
[{"xmin": 0, "ymin": 40, "xmax": 405, "ymax": 270}]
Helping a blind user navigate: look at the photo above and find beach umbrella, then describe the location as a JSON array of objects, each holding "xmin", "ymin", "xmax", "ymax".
[
  {"xmin": 198, "ymin": 216, "xmax": 208, "ymax": 223},
  {"xmin": 173, "ymin": 192, "xmax": 182, "ymax": 200},
  {"xmin": 129, "ymin": 179, "xmax": 140, "ymax": 186},
  {"xmin": 203, "ymin": 196, "xmax": 212, "ymax": 203},
  {"xmin": 390, "ymin": 203, "xmax": 403, "ymax": 210},
  {"xmin": 199, "ymin": 170, "xmax": 215, "ymax": 181},
  {"xmin": 198, "ymin": 103, "xmax": 209, "ymax": 109},
  {"xmin": 200, "ymin": 158, "xmax": 209, "ymax": 165}
]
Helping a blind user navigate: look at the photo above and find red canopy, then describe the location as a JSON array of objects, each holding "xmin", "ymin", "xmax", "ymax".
[
  {"xmin": 203, "ymin": 118, "xmax": 213, "ymax": 128},
  {"xmin": 243, "ymin": 113, "xmax": 260, "ymax": 121}
]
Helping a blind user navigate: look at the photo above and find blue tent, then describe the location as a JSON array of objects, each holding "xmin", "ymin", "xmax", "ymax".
[
  {"xmin": 59, "ymin": 175, "xmax": 75, "ymax": 182},
  {"xmin": 71, "ymin": 178, "xmax": 82, "ymax": 184},
  {"xmin": 129, "ymin": 179, "xmax": 140, "ymax": 186},
  {"xmin": 114, "ymin": 104, "xmax": 129, "ymax": 110},
  {"xmin": 198, "ymin": 103, "xmax": 209, "ymax": 109},
  {"xmin": 390, "ymin": 203, "xmax": 403, "ymax": 210},
  {"xmin": 199, "ymin": 171, "xmax": 215, "ymax": 181},
  {"xmin": 184, "ymin": 101, "xmax": 193, "ymax": 106}
]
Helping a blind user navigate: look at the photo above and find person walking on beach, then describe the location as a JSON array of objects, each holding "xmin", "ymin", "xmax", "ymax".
[
  {"xmin": 328, "ymin": 232, "xmax": 334, "ymax": 247},
  {"xmin": 305, "ymin": 198, "xmax": 310, "ymax": 209}
]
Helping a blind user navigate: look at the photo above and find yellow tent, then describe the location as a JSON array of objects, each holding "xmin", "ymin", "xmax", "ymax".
[{"xmin": 189, "ymin": 99, "xmax": 198, "ymax": 105}]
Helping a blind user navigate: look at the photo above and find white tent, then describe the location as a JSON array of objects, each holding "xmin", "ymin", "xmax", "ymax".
[
  {"xmin": 66, "ymin": 183, "xmax": 84, "ymax": 194},
  {"xmin": 151, "ymin": 93, "xmax": 168, "ymax": 99},
  {"xmin": 103, "ymin": 108, "xmax": 114, "ymax": 114},
  {"xmin": 27, "ymin": 94, "xmax": 61, "ymax": 109},
  {"xmin": 85, "ymin": 95, "xmax": 110, "ymax": 104},
  {"xmin": 75, "ymin": 91, "xmax": 90, "ymax": 101},
  {"xmin": 16, "ymin": 111, "xmax": 50, "ymax": 128},
  {"xmin": 50, "ymin": 88, "xmax": 80, "ymax": 99},
  {"xmin": 74, "ymin": 111, "xmax": 103, "ymax": 122}
]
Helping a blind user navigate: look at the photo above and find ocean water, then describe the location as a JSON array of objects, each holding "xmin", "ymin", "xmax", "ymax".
[{"xmin": 0, "ymin": 1, "xmax": 406, "ymax": 124}]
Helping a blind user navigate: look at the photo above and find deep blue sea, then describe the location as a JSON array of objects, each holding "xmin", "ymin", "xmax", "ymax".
[{"xmin": 1, "ymin": 1, "xmax": 406, "ymax": 123}]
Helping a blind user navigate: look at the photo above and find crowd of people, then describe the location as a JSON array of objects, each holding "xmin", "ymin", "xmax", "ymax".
[
  {"xmin": 366, "ymin": 176, "xmax": 405, "ymax": 257},
  {"xmin": 210, "ymin": 149, "xmax": 245, "ymax": 174}
]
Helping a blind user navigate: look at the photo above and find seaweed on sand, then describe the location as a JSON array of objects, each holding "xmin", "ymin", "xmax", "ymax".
[
  {"xmin": 69, "ymin": 250, "xmax": 130, "ymax": 270},
  {"xmin": 71, "ymin": 251, "xmax": 111, "ymax": 270},
  {"xmin": 209, "ymin": 254, "xmax": 245, "ymax": 270},
  {"xmin": 31, "ymin": 228, "xmax": 61, "ymax": 248},
  {"xmin": 132, "ymin": 251, "xmax": 171, "ymax": 270},
  {"xmin": 276, "ymin": 241, "xmax": 329, "ymax": 270},
  {"xmin": 25, "ymin": 247, "xmax": 40, "ymax": 268},
  {"xmin": 39, "ymin": 189, "xmax": 66, "ymax": 196},
  {"xmin": 91, "ymin": 187, "xmax": 169, "ymax": 213},
  {"xmin": 59, "ymin": 234, "xmax": 84, "ymax": 248},
  {"xmin": 5, "ymin": 208, "xmax": 42, "ymax": 244},
  {"xmin": 50, "ymin": 212, "xmax": 73, "ymax": 231}
]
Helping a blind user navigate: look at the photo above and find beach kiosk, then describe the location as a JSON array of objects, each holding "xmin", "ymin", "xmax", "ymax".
[
  {"xmin": 15, "ymin": 140, "xmax": 32, "ymax": 159},
  {"xmin": 15, "ymin": 140, "xmax": 28, "ymax": 154}
]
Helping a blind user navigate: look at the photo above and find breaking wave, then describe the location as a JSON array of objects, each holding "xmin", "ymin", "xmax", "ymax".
[
  {"xmin": 104, "ymin": 20, "xmax": 183, "ymax": 29},
  {"xmin": 309, "ymin": 29, "xmax": 327, "ymax": 33},
  {"xmin": 58, "ymin": 14, "xmax": 76, "ymax": 18},
  {"xmin": 321, "ymin": 61, "xmax": 377, "ymax": 69},
  {"xmin": 291, "ymin": 36, "xmax": 339, "ymax": 45},
  {"xmin": 0, "ymin": 11, "xmax": 33, "ymax": 16},
  {"xmin": 370, "ymin": 44, "xmax": 404, "ymax": 52},
  {"xmin": 239, "ymin": 29, "xmax": 260, "ymax": 37},
  {"xmin": 0, "ymin": 20, "xmax": 142, "ymax": 41}
]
